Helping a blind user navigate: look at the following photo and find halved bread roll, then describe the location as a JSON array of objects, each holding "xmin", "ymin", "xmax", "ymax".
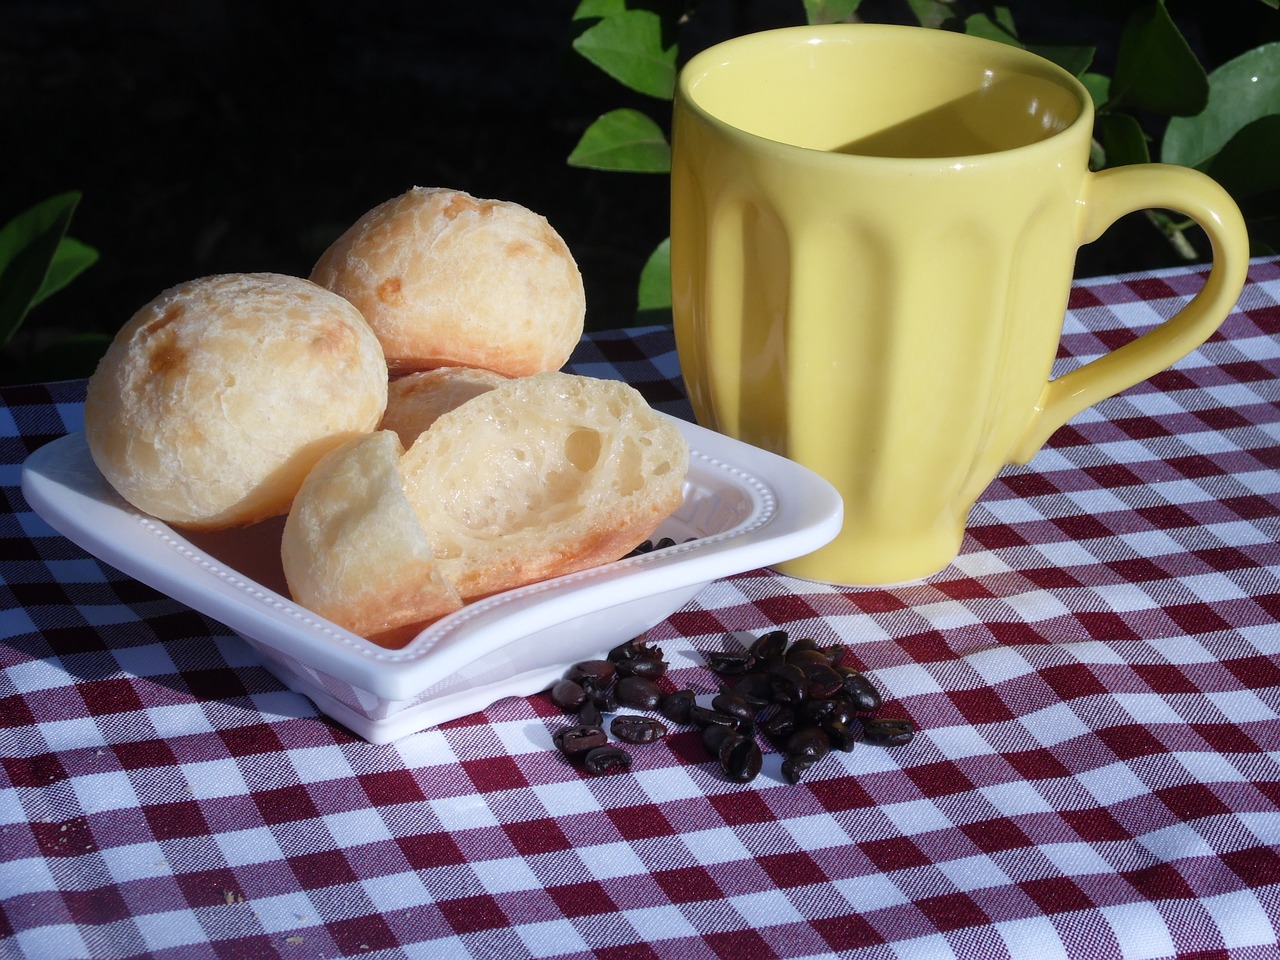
[
  {"xmin": 381, "ymin": 367, "xmax": 507, "ymax": 449},
  {"xmin": 401, "ymin": 371, "xmax": 689, "ymax": 599},
  {"xmin": 85, "ymin": 272, "xmax": 387, "ymax": 529},
  {"xmin": 310, "ymin": 187, "xmax": 585, "ymax": 377},
  {"xmin": 281, "ymin": 431, "xmax": 463, "ymax": 643}
]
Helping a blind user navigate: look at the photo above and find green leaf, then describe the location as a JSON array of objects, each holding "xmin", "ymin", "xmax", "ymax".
[
  {"xmin": 1163, "ymin": 42, "xmax": 1280, "ymax": 169},
  {"xmin": 1204, "ymin": 115, "xmax": 1280, "ymax": 200},
  {"xmin": 1111, "ymin": 0, "xmax": 1208, "ymax": 116},
  {"xmin": 573, "ymin": 0, "xmax": 627, "ymax": 20},
  {"xmin": 1099, "ymin": 112, "xmax": 1151, "ymax": 167},
  {"xmin": 907, "ymin": 0, "xmax": 956, "ymax": 29},
  {"xmin": 1080, "ymin": 72, "xmax": 1111, "ymax": 110},
  {"xmin": 568, "ymin": 109, "xmax": 671, "ymax": 172},
  {"xmin": 571, "ymin": 9, "xmax": 677, "ymax": 100},
  {"xmin": 0, "ymin": 192, "xmax": 82, "ymax": 347},
  {"xmin": 637, "ymin": 237, "xmax": 671, "ymax": 311},
  {"xmin": 964, "ymin": 8, "xmax": 1018, "ymax": 45},
  {"xmin": 803, "ymin": 0, "xmax": 863, "ymax": 25},
  {"xmin": 32, "ymin": 236, "xmax": 99, "ymax": 309},
  {"xmin": 1027, "ymin": 44, "xmax": 1096, "ymax": 78}
]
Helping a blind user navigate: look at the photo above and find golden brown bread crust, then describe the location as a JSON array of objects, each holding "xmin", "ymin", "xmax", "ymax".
[
  {"xmin": 381, "ymin": 367, "xmax": 507, "ymax": 449},
  {"xmin": 281, "ymin": 431, "xmax": 463, "ymax": 642},
  {"xmin": 309, "ymin": 187, "xmax": 586, "ymax": 377},
  {"xmin": 84, "ymin": 272, "xmax": 387, "ymax": 529}
]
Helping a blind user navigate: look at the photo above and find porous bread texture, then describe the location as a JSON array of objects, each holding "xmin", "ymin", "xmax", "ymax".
[
  {"xmin": 281, "ymin": 431, "xmax": 463, "ymax": 643},
  {"xmin": 400, "ymin": 371, "xmax": 689, "ymax": 600},
  {"xmin": 281, "ymin": 371, "xmax": 689, "ymax": 646},
  {"xmin": 381, "ymin": 367, "xmax": 507, "ymax": 449},
  {"xmin": 84, "ymin": 272, "xmax": 388, "ymax": 529},
  {"xmin": 309, "ymin": 186, "xmax": 586, "ymax": 377}
]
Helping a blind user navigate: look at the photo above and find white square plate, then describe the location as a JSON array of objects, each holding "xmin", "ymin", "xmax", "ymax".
[{"xmin": 22, "ymin": 416, "xmax": 842, "ymax": 742}]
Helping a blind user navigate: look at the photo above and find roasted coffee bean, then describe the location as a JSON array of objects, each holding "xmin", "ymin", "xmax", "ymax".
[
  {"xmin": 704, "ymin": 649, "xmax": 755, "ymax": 674},
  {"xmin": 577, "ymin": 698, "xmax": 604, "ymax": 727},
  {"xmin": 836, "ymin": 668, "xmax": 883, "ymax": 711},
  {"xmin": 719, "ymin": 733, "xmax": 763, "ymax": 783},
  {"xmin": 802, "ymin": 663, "xmax": 845, "ymax": 700},
  {"xmin": 711, "ymin": 690, "xmax": 755, "ymax": 722},
  {"xmin": 749, "ymin": 629, "xmax": 790, "ymax": 661},
  {"xmin": 566, "ymin": 660, "xmax": 616, "ymax": 687},
  {"xmin": 862, "ymin": 717, "xmax": 915, "ymax": 747},
  {"xmin": 781, "ymin": 755, "xmax": 815, "ymax": 785},
  {"xmin": 761, "ymin": 706, "xmax": 798, "ymax": 741},
  {"xmin": 615, "ymin": 657, "xmax": 668, "ymax": 680},
  {"xmin": 730, "ymin": 673, "xmax": 773, "ymax": 705},
  {"xmin": 823, "ymin": 718, "xmax": 863, "ymax": 751},
  {"xmin": 581, "ymin": 677, "xmax": 617, "ymax": 712},
  {"xmin": 701, "ymin": 722, "xmax": 735, "ymax": 754},
  {"xmin": 785, "ymin": 726, "xmax": 831, "ymax": 763},
  {"xmin": 655, "ymin": 537, "xmax": 677, "ymax": 550},
  {"xmin": 611, "ymin": 715, "xmax": 668, "ymax": 744},
  {"xmin": 786, "ymin": 636, "xmax": 821, "ymax": 657},
  {"xmin": 767, "ymin": 661, "xmax": 808, "ymax": 704},
  {"xmin": 688, "ymin": 705, "xmax": 740, "ymax": 729},
  {"xmin": 553, "ymin": 724, "xmax": 608, "ymax": 757},
  {"xmin": 608, "ymin": 637, "xmax": 663, "ymax": 662},
  {"xmin": 582, "ymin": 745, "xmax": 633, "ymax": 774},
  {"xmin": 615, "ymin": 675, "xmax": 663, "ymax": 710},
  {"xmin": 660, "ymin": 689, "xmax": 697, "ymax": 724},
  {"xmin": 800, "ymin": 696, "xmax": 853, "ymax": 726},
  {"xmin": 821, "ymin": 643, "xmax": 848, "ymax": 666},
  {"xmin": 626, "ymin": 540, "xmax": 655, "ymax": 556},
  {"xmin": 551, "ymin": 678, "xmax": 587, "ymax": 711}
]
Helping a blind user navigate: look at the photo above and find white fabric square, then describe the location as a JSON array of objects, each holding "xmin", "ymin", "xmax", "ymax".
[
  {"xmin": 531, "ymin": 780, "xmax": 603, "ymax": 819},
  {"xmin": 950, "ymin": 551, "xmax": 1013, "ymax": 578},
  {"xmin": 1062, "ymin": 641, "xmax": 1126, "ymax": 665},
  {"xmin": 1111, "ymin": 693, "xmax": 1185, "ymax": 725},
  {"xmin": 1100, "ymin": 902, "xmax": 1176, "ymax": 960},
  {"xmin": 469, "ymin": 855, "xmax": 542, "ymax": 895},
  {"xmin": 1076, "ymin": 762, "xmax": 1151, "ymax": 807},
  {"xmin": 1140, "ymin": 635, "xmax": 1213, "ymax": 665},
  {"xmin": 0, "ymin": 787, "xmax": 29, "ymax": 827},
  {"xmin": 634, "ymin": 766, "xmax": 704, "ymax": 804},
  {"xmin": 1090, "ymin": 584, "xmax": 1160, "ymax": 614},
  {"xmin": 1235, "ymin": 468, "xmax": 1280, "ymax": 495},
  {"xmin": 492, "ymin": 718, "xmax": 553, "ymax": 756},
  {"xmin": 929, "ymin": 724, "xmax": 998, "ymax": 761},
  {"xmin": 110, "ymin": 643, "xmax": 177, "ymax": 678},
  {"xmin": 431, "ymin": 793, "xmax": 500, "ymax": 832},
  {"xmin": 833, "ymin": 874, "xmax": 909, "ymax": 912},
  {"xmin": 1179, "ymin": 573, "xmax": 1248, "ymax": 603},
  {"xmin": 515, "ymin": 918, "xmax": 591, "ymax": 958},
  {"xmin": 576, "ymin": 841, "xmax": 647, "ymax": 880},
  {"xmin": 1002, "ymin": 590, "xmax": 1072, "ymax": 623},
  {"xmin": 623, "ymin": 904, "xmax": 700, "ymax": 942},
  {"xmin": 680, "ymin": 826, "xmax": 752, "ymax": 867},
  {"xmin": 1207, "ymin": 689, "xmax": 1278, "ymax": 722},
  {"xmin": 135, "ymin": 908, "xmax": 209, "ymax": 951},
  {"xmin": 287, "ymin": 745, "xmax": 356, "ymax": 784},
  {"xmin": 182, "ymin": 759, "xmax": 249, "ymax": 800},
  {"xmin": 6, "ymin": 656, "xmax": 72, "ymax": 693},
  {"xmin": 37, "ymin": 716, "xmax": 106, "ymax": 752},
  {"xmin": 889, "ymin": 932, "xmax": 958, "ymax": 960},
  {"xmin": 1135, "ymin": 821, "xmax": 1213, "ymax": 863},
  {"xmin": 873, "ymin": 663, "xmax": 945, "ymax": 699},
  {"xmin": 146, "ymin": 704, "xmax": 214, "ymax": 739},
  {"xmin": 323, "ymin": 808, "xmax": 393, "ymax": 847},
  {"xmin": 3, "ymin": 856, "xmax": 58, "ymax": 895},
  {"xmin": 71, "ymin": 770, "xmax": 139, "ymax": 815},
  {"xmin": 360, "ymin": 870, "xmax": 433, "ymax": 912},
  {"xmin": 1201, "ymin": 888, "xmax": 1276, "ymax": 949},
  {"xmin": 780, "ymin": 813, "xmax": 854, "ymax": 852},
  {"xmin": 1148, "ymin": 478, "xmax": 1214, "ymax": 505},
  {"xmin": 394, "ymin": 727, "xmax": 456, "ymax": 766},
  {"xmin": 1238, "ymin": 811, "xmax": 1280, "ymax": 846},
  {"xmin": 878, "ymin": 798, "xmax": 954, "ymax": 836},
  {"xmin": 99, "ymin": 842, "xmax": 172, "ymax": 884},
  {"xmin": 936, "ymin": 854, "xmax": 1013, "ymax": 892},
  {"xmin": 1065, "ymin": 487, "xmax": 1130, "ymax": 516},
  {"xmin": 0, "ymin": 606, "xmax": 37, "ymax": 643},
  {"xmin": 963, "ymin": 646, "xmax": 1036, "ymax": 686},
  {"xmin": 215, "ymin": 826, "xmax": 286, "ymax": 867},
  {"xmin": 979, "ymin": 781, "xmax": 1055, "ymax": 817},
  {"xmin": 11, "ymin": 925, "xmax": 91, "ymax": 960},
  {"xmin": 1119, "ymin": 529, "xmax": 1187, "ymax": 559},
  {"xmin": 240, "ymin": 891, "xmax": 324, "ymax": 934},
  {"xmin": 1019, "ymin": 703, "xmax": 1092, "ymax": 748},
  {"xmin": 993, "ymin": 916, "xmax": 1071, "ymax": 960},
  {"xmin": 1173, "ymin": 750, "xmax": 1247, "ymax": 784},
  {"xmin": 1031, "ymin": 540, "xmax": 1102, "ymax": 569},
  {"xmin": 730, "ymin": 889, "xmax": 804, "ymax": 925},
  {"xmin": 1038, "ymin": 841, "xmax": 1116, "ymax": 876},
  {"xmin": 913, "ymin": 601, "xmax": 982, "ymax": 632},
  {"xmin": 1204, "ymin": 519, "xmax": 1275, "ymax": 547}
]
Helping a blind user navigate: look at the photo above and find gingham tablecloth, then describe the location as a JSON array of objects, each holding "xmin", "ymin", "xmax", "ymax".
[{"xmin": 3, "ymin": 258, "xmax": 1279, "ymax": 960}]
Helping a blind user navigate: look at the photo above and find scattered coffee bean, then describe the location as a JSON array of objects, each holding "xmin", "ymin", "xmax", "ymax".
[
  {"xmin": 710, "ymin": 690, "xmax": 755, "ymax": 722},
  {"xmin": 785, "ymin": 726, "xmax": 831, "ymax": 763},
  {"xmin": 582, "ymin": 745, "xmax": 632, "ymax": 774},
  {"xmin": 704, "ymin": 650, "xmax": 756, "ymax": 674},
  {"xmin": 615, "ymin": 657, "xmax": 668, "ymax": 680},
  {"xmin": 862, "ymin": 717, "xmax": 915, "ymax": 747},
  {"xmin": 749, "ymin": 630, "xmax": 790, "ymax": 661},
  {"xmin": 615, "ymin": 675, "xmax": 664, "ymax": 710},
  {"xmin": 566, "ymin": 660, "xmax": 616, "ymax": 687},
  {"xmin": 578, "ymin": 698, "xmax": 603, "ymax": 727},
  {"xmin": 608, "ymin": 637, "xmax": 664, "ymax": 663},
  {"xmin": 718, "ymin": 733, "xmax": 763, "ymax": 783},
  {"xmin": 660, "ymin": 689, "xmax": 697, "ymax": 724},
  {"xmin": 554, "ymin": 724, "xmax": 608, "ymax": 757},
  {"xmin": 836, "ymin": 667, "xmax": 883, "ymax": 711},
  {"xmin": 611, "ymin": 715, "xmax": 667, "ymax": 744},
  {"xmin": 551, "ymin": 678, "xmax": 587, "ymax": 711}
]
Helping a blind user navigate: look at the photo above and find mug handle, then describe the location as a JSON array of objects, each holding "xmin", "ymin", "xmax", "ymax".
[{"xmin": 1010, "ymin": 163, "xmax": 1250, "ymax": 464}]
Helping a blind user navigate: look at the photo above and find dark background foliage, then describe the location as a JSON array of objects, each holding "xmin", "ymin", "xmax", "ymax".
[{"xmin": 3, "ymin": 0, "xmax": 1275, "ymax": 382}]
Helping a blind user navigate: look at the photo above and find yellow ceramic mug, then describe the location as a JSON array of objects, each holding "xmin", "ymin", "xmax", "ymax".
[{"xmin": 670, "ymin": 23, "xmax": 1249, "ymax": 585}]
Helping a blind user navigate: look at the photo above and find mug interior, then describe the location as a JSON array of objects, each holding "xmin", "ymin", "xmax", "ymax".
[{"xmin": 682, "ymin": 25, "xmax": 1085, "ymax": 159}]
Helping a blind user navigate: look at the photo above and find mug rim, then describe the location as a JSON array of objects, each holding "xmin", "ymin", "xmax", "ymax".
[{"xmin": 676, "ymin": 22, "xmax": 1094, "ymax": 166}]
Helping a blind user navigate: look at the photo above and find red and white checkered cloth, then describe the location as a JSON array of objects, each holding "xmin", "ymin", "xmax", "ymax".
[{"xmin": 2, "ymin": 258, "xmax": 1279, "ymax": 959}]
